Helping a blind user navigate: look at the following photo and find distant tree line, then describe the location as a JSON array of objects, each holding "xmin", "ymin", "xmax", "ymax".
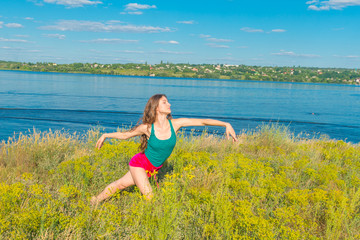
[{"xmin": 1, "ymin": 60, "xmax": 359, "ymax": 85}]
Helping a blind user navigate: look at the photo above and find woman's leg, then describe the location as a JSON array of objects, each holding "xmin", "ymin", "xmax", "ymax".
[
  {"xmin": 129, "ymin": 166, "xmax": 153, "ymax": 200},
  {"xmin": 91, "ymin": 171, "xmax": 135, "ymax": 204}
]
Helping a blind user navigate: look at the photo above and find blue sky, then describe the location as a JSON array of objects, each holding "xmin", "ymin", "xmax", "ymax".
[{"xmin": 1, "ymin": 0, "xmax": 360, "ymax": 68}]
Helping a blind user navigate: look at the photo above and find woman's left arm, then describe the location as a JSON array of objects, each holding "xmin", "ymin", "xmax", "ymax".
[{"xmin": 172, "ymin": 118, "xmax": 238, "ymax": 142}]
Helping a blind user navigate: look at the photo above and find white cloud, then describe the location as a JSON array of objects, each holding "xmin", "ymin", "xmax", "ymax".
[
  {"xmin": 122, "ymin": 3, "xmax": 156, "ymax": 14},
  {"xmin": 0, "ymin": 47, "xmax": 41, "ymax": 53},
  {"xmin": 27, "ymin": 0, "xmax": 44, "ymax": 6},
  {"xmin": 39, "ymin": 20, "xmax": 172, "ymax": 33},
  {"xmin": 199, "ymin": 34, "xmax": 211, "ymax": 38},
  {"xmin": 121, "ymin": 11, "xmax": 143, "ymax": 15},
  {"xmin": 89, "ymin": 49, "xmax": 104, "ymax": 53},
  {"xmin": 0, "ymin": 37, "xmax": 29, "ymax": 43},
  {"xmin": 237, "ymin": 46, "xmax": 248, "ymax": 48},
  {"xmin": 206, "ymin": 38, "xmax": 233, "ymax": 43},
  {"xmin": 151, "ymin": 50, "xmax": 192, "ymax": 55},
  {"xmin": 80, "ymin": 38, "xmax": 139, "ymax": 43},
  {"xmin": 0, "ymin": 46, "xmax": 25, "ymax": 50},
  {"xmin": 308, "ymin": 5, "xmax": 330, "ymax": 10},
  {"xmin": 240, "ymin": 27, "xmax": 264, "ymax": 33},
  {"xmin": 250, "ymin": 58, "xmax": 265, "ymax": 61},
  {"xmin": 125, "ymin": 3, "xmax": 156, "ymax": 11},
  {"xmin": 271, "ymin": 29, "xmax": 286, "ymax": 33},
  {"xmin": 0, "ymin": 22, "xmax": 3, "ymax": 28},
  {"xmin": 5, "ymin": 23, "xmax": 24, "ymax": 28},
  {"xmin": 15, "ymin": 35, "xmax": 30, "ymax": 38},
  {"xmin": 43, "ymin": 0, "xmax": 102, "ymax": 8},
  {"xmin": 272, "ymin": 50, "xmax": 320, "ymax": 58},
  {"xmin": 106, "ymin": 20, "xmax": 123, "ymax": 24},
  {"xmin": 176, "ymin": 20, "xmax": 195, "ymax": 24},
  {"xmin": 25, "ymin": 17, "xmax": 34, "ymax": 20},
  {"xmin": 205, "ymin": 57, "xmax": 243, "ymax": 63},
  {"xmin": 43, "ymin": 33, "xmax": 66, "ymax": 39},
  {"xmin": 307, "ymin": 0, "xmax": 360, "ymax": 11},
  {"xmin": 38, "ymin": 55, "xmax": 65, "ymax": 60},
  {"xmin": 117, "ymin": 50, "xmax": 144, "ymax": 54},
  {"xmin": 206, "ymin": 43, "xmax": 230, "ymax": 48},
  {"xmin": 154, "ymin": 40, "xmax": 179, "ymax": 44},
  {"xmin": 333, "ymin": 54, "xmax": 359, "ymax": 59},
  {"xmin": 127, "ymin": 11, "xmax": 143, "ymax": 15}
]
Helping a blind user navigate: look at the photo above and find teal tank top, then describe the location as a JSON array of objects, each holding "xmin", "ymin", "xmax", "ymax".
[{"xmin": 144, "ymin": 119, "xmax": 177, "ymax": 167}]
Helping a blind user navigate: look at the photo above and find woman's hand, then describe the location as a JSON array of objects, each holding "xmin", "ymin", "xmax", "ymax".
[
  {"xmin": 96, "ymin": 134, "xmax": 107, "ymax": 149},
  {"xmin": 225, "ymin": 123, "xmax": 238, "ymax": 142}
]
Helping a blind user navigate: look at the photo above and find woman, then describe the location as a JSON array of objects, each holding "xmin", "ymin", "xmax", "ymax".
[{"xmin": 91, "ymin": 94, "xmax": 237, "ymax": 204}]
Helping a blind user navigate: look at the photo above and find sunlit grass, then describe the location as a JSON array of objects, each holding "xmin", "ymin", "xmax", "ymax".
[{"xmin": 0, "ymin": 125, "xmax": 359, "ymax": 239}]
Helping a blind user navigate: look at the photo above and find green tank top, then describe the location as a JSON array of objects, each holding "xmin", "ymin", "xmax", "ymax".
[{"xmin": 144, "ymin": 119, "xmax": 177, "ymax": 167}]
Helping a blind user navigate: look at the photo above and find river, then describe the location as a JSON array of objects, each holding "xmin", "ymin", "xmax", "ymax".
[{"xmin": 1, "ymin": 70, "xmax": 359, "ymax": 143}]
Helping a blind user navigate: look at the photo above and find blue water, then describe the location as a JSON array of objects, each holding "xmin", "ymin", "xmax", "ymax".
[{"xmin": 1, "ymin": 70, "xmax": 360, "ymax": 143}]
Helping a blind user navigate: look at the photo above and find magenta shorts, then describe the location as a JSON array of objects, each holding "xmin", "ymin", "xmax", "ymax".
[{"xmin": 129, "ymin": 152, "xmax": 163, "ymax": 178}]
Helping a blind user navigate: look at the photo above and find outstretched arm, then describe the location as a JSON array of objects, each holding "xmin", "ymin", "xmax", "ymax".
[
  {"xmin": 96, "ymin": 124, "xmax": 148, "ymax": 149},
  {"xmin": 172, "ymin": 118, "xmax": 238, "ymax": 142}
]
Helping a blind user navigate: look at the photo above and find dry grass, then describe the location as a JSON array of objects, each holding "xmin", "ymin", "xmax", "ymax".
[{"xmin": 0, "ymin": 125, "xmax": 359, "ymax": 239}]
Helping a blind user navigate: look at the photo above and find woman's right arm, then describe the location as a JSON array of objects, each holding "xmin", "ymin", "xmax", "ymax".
[{"xmin": 96, "ymin": 124, "xmax": 148, "ymax": 149}]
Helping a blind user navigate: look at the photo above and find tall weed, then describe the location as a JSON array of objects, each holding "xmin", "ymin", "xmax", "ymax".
[{"xmin": 0, "ymin": 125, "xmax": 359, "ymax": 239}]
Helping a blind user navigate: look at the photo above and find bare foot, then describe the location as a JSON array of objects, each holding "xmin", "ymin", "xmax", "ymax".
[{"xmin": 90, "ymin": 196, "xmax": 100, "ymax": 206}]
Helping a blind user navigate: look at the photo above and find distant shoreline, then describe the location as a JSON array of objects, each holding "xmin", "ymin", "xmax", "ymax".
[
  {"xmin": 1, "ymin": 60, "xmax": 360, "ymax": 85},
  {"xmin": 3, "ymin": 69, "xmax": 360, "ymax": 88}
]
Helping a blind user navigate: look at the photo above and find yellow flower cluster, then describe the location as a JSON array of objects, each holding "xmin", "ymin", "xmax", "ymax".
[{"xmin": 0, "ymin": 127, "xmax": 359, "ymax": 239}]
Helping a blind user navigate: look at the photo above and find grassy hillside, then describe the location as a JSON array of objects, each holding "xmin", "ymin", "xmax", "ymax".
[{"xmin": 0, "ymin": 126, "xmax": 359, "ymax": 239}]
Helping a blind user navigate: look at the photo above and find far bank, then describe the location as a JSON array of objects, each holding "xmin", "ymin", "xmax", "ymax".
[{"xmin": 1, "ymin": 60, "xmax": 360, "ymax": 85}]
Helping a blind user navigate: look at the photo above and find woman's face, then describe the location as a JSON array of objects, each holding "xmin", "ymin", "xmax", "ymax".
[{"xmin": 157, "ymin": 96, "xmax": 171, "ymax": 115}]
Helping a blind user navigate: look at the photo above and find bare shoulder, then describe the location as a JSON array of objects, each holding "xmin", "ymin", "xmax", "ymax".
[
  {"xmin": 171, "ymin": 118, "xmax": 184, "ymax": 132},
  {"xmin": 131, "ymin": 123, "xmax": 150, "ymax": 137}
]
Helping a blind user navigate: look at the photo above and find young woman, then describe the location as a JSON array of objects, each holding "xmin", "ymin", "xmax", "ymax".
[{"xmin": 91, "ymin": 94, "xmax": 237, "ymax": 204}]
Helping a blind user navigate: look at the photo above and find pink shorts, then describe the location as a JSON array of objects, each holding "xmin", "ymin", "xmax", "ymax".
[{"xmin": 129, "ymin": 153, "xmax": 163, "ymax": 178}]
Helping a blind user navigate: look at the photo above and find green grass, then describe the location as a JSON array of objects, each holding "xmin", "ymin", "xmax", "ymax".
[{"xmin": 0, "ymin": 125, "xmax": 359, "ymax": 239}]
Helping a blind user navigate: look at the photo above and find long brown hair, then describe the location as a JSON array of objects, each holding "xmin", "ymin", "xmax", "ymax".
[{"xmin": 132, "ymin": 94, "xmax": 172, "ymax": 153}]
